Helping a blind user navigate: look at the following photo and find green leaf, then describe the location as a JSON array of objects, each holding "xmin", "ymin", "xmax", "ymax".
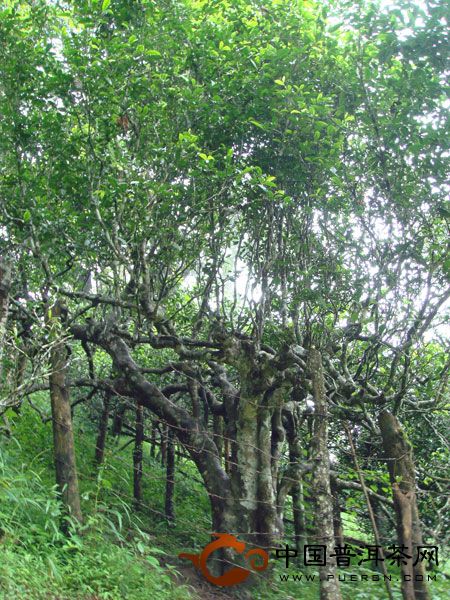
[
  {"xmin": 101, "ymin": 0, "xmax": 111, "ymax": 11},
  {"xmin": 248, "ymin": 119, "xmax": 265, "ymax": 130},
  {"xmin": 148, "ymin": 547, "xmax": 167, "ymax": 555},
  {"xmin": 146, "ymin": 555, "xmax": 160, "ymax": 568}
]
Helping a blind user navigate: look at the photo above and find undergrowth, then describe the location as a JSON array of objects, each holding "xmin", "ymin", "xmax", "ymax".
[
  {"xmin": 0, "ymin": 405, "xmax": 192, "ymax": 600},
  {"xmin": 1, "ymin": 403, "xmax": 448, "ymax": 599}
]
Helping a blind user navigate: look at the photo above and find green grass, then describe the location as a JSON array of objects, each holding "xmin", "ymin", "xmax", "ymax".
[{"xmin": 0, "ymin": 404, "xmax": 193, "ymax": 600}]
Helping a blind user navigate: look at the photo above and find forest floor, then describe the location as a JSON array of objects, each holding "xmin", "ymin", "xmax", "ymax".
[{"xmin": 171, "ymin": 564, "xmax": 235, "ymax": 599}]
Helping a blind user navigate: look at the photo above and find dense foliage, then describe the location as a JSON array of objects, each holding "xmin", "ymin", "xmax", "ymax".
[{"xmin": 0, "ymin": 1, "xmax": 448, "ymax": 599}]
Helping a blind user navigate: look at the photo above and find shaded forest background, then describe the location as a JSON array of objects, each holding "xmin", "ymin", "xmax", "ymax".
[{"xmin": 0, "ymin": 0, "xmax": 449, "ymax": 598}]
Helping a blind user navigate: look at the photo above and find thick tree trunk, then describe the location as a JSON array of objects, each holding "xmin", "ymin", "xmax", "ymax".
[
  {"xmin": 208, "ymin": 340, "xmax": 286, "ymax": 552},
  {"xmin": 71, "ymin": 324, "xmax": 279, "ymax": 579},
  {"xmin": 94, "ymin": 392, "xmax": 110, "ymax": 465},
  {"xmin": 309, "ymin": 348, "xmax": 341, "ymax": 600},
  {"xmin": 165, "ymin": 428, "xmax": 175, "ymax": 523},
  {"xmin": 133, "ymin": 403, "xmax": 144, "ymax": 504},
  {"xmin": 379, "ymin": 410, "xmax": 430, "ymax": 600},
  {"xmin": 48, "ymin": 301, "xmax": 82, "ymax": 526},
  {"xmin": 72, "ymin": 322, "xmax": 232, "ymax": 530},
  {"xmin": 229, "ymin": 383, "xmax": 279, "ymax": 551}
]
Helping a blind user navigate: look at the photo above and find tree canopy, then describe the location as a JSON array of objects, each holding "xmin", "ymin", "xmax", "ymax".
[{"xmin": 0, "ymin": 1, "xmax": 448, "ymax": 599}]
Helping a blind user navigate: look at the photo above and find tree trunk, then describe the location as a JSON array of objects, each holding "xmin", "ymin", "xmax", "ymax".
[
  {"xmin": 212, "ymin": 413, "xmax": 223, "ymax": 459},
  {"xmin": 0, "ymin": 257, "xmax": 12, "ymax": 414},
  {"xmin": 160, "ymin": 422, "xmax": 168, "ymax": 466},
  {"xmin": 277, "ymin": 403, "xmax": 309, "ymax": 558},
  {"xmin": 379, "ymin": 410, "xmax": 430, "ymax": 600},
  {"xmin": 94, "ymin": 392, "xmax": 110, "ymax": 465},
  {"xmin": 0, "ymin": 257, "xmax": 11, "ymax": 361},
  {"xmin": 150, "ymin": 418, "xmax": 157, "ymax": 458},
  {"xmin": 309, "ymin": 348, "xmax": 341, "ymax": 600},
  {"xmin": 112, "ymin": 402, "xmax": 126, "ymax": 436},
  {"xmin": 48, "ymin": 301, "xmax": 82, "ymax": 526},
  {"xmin": 165, "ymin": 428, "xmax": 175, "ymax": 523},
  {"xmin": 133, "ymin": 403, "xmax": 144, "ymax": 504},
  {"xmin": 292, "ymin": 480, "xmax": 308, "ymax": 561},
  {"xmin": 228, "ymin": 382, "xmax": 280, "ymax": 551},
  {"xmin": 371, "ymin": 495, "xmax": 390, "ymax": 548},
  {"xmin": 330, "ymin": 478, "xmax": 345, "ymax": 549},
  {"xmin": 224, "ymin": 435, "xmax": 230, "ymax": 473},
  {"xmin": 271, "ymin": 406, "xmax": 284, "ymax": 493},
  {"xmin": 71, "ymin": 324, "xmax": 280, "ymax": 580}
]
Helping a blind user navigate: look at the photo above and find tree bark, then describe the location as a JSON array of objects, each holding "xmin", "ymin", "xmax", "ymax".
[
  {"xmin": 0, "ymin": 256, "xmax": 11, "ymax": 361},
  {"xmin": 150, "ymin": 418, "xmax": 157, "ymax": 458},
  {"xmin": 292, "ymin": 479, "xmax": 308, "ymax": 561},
  {"xmin": 160, "ymin": 422, "xmax": 168, "ymax": 466},
  {"xmin": 212, "ymin": 413, "xmax": 223, "ymax": 459},
  {"xmin": 330, "ymin": 478, "xmax": 345, "ymax": 549},
  {"xmin": 48, "ymin": 301, "xmax": 82, "ymax": 526},
  {"xmin": 0, "ymin": 257, "xmax": 12, "ymax": 411},
  {"xmin": 112, "ymin": 402, "xmax": 126, "ymax": 436},
  {"xmin": 224, "ymin": 435, "xmax": 231, "ymax": 473},
  {"xmin": 379, "ymin": 410, "xmax": 430, "ymax": 600},
  {"xmin": 308, "ymin": 348, "xmax": 341, "ymax": 600},
  {"xmin": 228, "ymin": 378, "xmax": 281, "ymax": 551}
]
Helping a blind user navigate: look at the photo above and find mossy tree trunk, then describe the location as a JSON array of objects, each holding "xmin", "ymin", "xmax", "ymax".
[
  {"xmin": 379, "ymin": 410, "xmax": 430, "ymax": 600},
  {"xmin": 70, "ymin": 323, "xmax": 306, "ymax": 581},
  {"xmin": 48, "ymin": 301, "xmax": 82, "ymax": 527},
  {"xmin": 309, "ymin": 348, "xmax": 341, "ymax": 600}
]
